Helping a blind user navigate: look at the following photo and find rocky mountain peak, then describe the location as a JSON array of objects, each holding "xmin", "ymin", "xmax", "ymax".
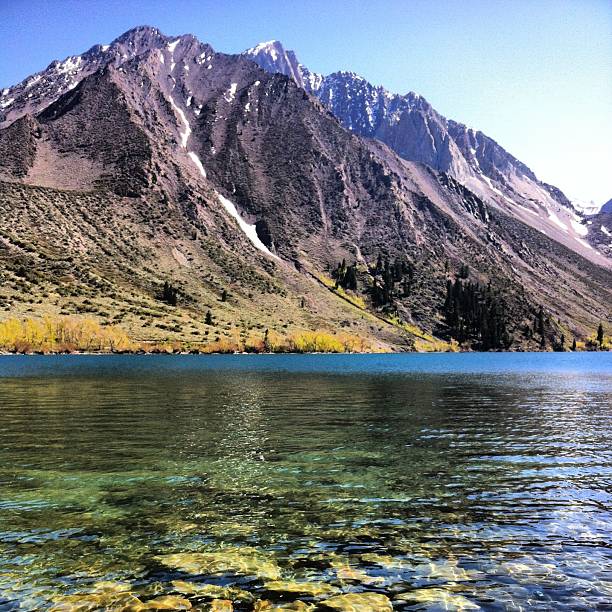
[
  {"xmin": 112, "ymin": 25, "xmax": 167, "ymax": 47},
  {"xmin": 0, "ymin": 26, "xmax": 188, "ymax": 129},
  {"xmin": 243, "ymin": 39, "xmax": 607, "ymax": 263},
  {"xmin": 243, "ymin": 40, "xmax": 322, "ymax": 93}
]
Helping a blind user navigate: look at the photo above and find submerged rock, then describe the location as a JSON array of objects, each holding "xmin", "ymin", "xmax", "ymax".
[
  {"xmin": 208, "ymin": 600, "xmax": 233, "ymax": 611},
  {"xmin": 171, "ymin": 580, "xmax": 253, "ymax": 602},
  {"xmin": 334, "ymin": 566, "xmax": 385, "ymax": 586},
  {"xmin": 412, "ymin": 559, "xmax": 478, "ymax": 582},
  {"xmin": 136, "ymin": 595, "xmax": 193, "ymax": 610},
  {"xmin": 263, "ymin": 580, "xmax": 339, "ymax": 597},
  {"xmin": 359, "ymin": 553, "xmax": 406, "ymax": 570},
  {"xmin": 319, "ymin": 592, "xmax": 393, "ymax": 611},
  {"xmin": 49, "ymin": 591, "xmax": 144, "ymax": 611},
  {"xmin": 254, "ymin": 601, "xmax": 315, "ymax": 611},
  {"xmin": 395, "ymin": 588, "xmax": 480, "ymax": 609},
  {"xmin": 91, "ymin": 581, "xmax": 133, "ymax": 593},
  {"xmin": 157, "ymin": 547, "xmax": 281, "ymax": 580}
]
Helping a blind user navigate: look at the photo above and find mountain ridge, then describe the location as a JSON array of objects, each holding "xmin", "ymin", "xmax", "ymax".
[
  {"xmin": 0, "ymin": 26, "xmax": 609, "ymax": 352},
  {"xmin": 243, "ymin": 40, "xmax": 608, "ymax": 266}
]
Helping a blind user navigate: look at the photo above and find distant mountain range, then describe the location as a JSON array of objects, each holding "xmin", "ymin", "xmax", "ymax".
[{"xmin": 0, "ymin": 26, "xmax": 609, "ymax": 351}]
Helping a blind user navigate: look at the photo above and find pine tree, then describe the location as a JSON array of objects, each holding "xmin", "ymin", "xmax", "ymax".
[
  {"xmin": 441, "ymin": 278, "xmax": 511, "ymax": 349},
  {"xmin": 161, "ymin": 281, "xmax": 178, "ymax": 306},
  {"xmin": 571, "ymin": 337, "xmax": 577, "ymax": 351},
  {"xmin": 344, "ymin": 265, "xmax": 357, "ymax": 290},
  {"xmin": 221, "ymin": 289, "xmax": 228, "ymax": 302},
  {"xmin": 597, "ymin": 323, "xmax": 604, "ymax": 348},
  {"xmin": 205, "ymin": 311, "xmax": 213, "ymax": 325},
  {"xmin": 537, "ymin": 306, "xmax": 545, "ymax": 339}
]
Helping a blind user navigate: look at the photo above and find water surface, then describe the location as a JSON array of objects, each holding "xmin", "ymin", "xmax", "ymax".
[{"xmin": 0, "ymin": 354, "xmax": 610, "ymax": 610}]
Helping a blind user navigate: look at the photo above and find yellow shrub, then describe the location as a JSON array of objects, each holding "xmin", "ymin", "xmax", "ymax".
[
  {"xmin": 0, "ymin": 316, "xmax": 134, "ymax": 353},
  {"xmin": 414, "ymin": 337, "xmax": 453, "ymax": 352},
  {"xmin": 289, "ymin": 330, "xmax": 345, "ymax": 353}
]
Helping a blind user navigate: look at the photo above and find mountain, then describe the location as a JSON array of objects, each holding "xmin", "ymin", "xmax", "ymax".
[
  {"xmin": 0, "ymin": 26, "xmax": 610, "ymax": 352},
  {"xmin": 243, "ymin": 41, "xmax": 608, "ymax": 266}
]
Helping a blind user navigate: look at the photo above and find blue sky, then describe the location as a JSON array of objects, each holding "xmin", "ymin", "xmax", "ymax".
[{"xmin": 1, "ymin": 0, "xmax": 610, "ymax": 203}]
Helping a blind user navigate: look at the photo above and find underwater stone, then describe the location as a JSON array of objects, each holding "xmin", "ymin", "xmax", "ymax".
[
  {"xmin": 319, "ymin": 592, "xmax": 393, "ymax": 611},
  {"xmin": 157, "ymin": 548, "xmax": 281, "ymax": 580},
  {"xmin": 394, "ymin": 588, "xmax": 480, "ymax": 609},
  {"xmin": 208, "ymin": 600, "xmax": 233, "ymax": 611},
  {"xmin": 253, "ymin": 601, "xmax": 315, "ymax": 611},
  {"xmin": 263, "ymin": 580, "xmax": 339, "ymax": 597},
  {"xmin": 137, "ymin": 595, "xmax": 193, "ymax": 610},
  {"xmin": 171, "ymin": 580, "xmax": 254, "ymax": 602}
]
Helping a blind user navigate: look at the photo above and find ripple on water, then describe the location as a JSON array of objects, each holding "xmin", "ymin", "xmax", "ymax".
[{"xmin": 0, "ymin": 353, "xmax": 610, "ymax": 610}]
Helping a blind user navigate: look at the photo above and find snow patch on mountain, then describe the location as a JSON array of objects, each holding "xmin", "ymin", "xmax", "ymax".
[
  {"xmin": 169, "ymin": 92, "xmax": 276, "ymax": 259},
  {"xmin": 169, "ymin": 97, "xmax": 191, "ymax": 147},
  {"xmin": 216, "ymin": 193, "xmax": 278, "ymax": 258},
  {"xmin": 225, "ymin": 83, "xmax": 237, "ymax": 103},
  {"xmin": 548, "ymin": 212, "xmax": 568, "ymax": 232},
  {"xmin": 187, "ymin": 152, "xmax": 206, "ymax": 178},
  {"xmin": 570, "ymin": 218, "xmax": 588, "ymax": 237},
  {"xmin": 247, "ymin": 40, "xmax": 280, "ymax": 60},
  {"xmin": 572, "ymin": 198, "xmax": 601, "ymax": 216}
]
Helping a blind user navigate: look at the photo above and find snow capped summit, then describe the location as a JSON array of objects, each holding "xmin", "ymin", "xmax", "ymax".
[
  {"xmin": 246, "ymin": 40, "xmax": 283, "ymax": 58},
  {"xmin": 243, "ymin": 40, "xmax": 321, "ymax": 94}
]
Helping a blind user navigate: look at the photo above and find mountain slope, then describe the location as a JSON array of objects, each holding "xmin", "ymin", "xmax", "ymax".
[
  {"xmin": 243, "ymin": 41, "xmax": 608, "ymax": 268},
  {"xmin": 0, "ymin": 27, "xmax": 609, "ymax": 351}
]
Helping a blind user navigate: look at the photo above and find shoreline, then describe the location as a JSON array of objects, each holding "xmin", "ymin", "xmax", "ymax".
[{"xmin": 0, "ymin": 348, "xmax": 608, "ymax": 356}]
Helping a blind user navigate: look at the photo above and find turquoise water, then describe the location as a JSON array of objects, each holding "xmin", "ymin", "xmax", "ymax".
[{"xmin": 0, "ymin": 353, "xmax": 610, "ymax": 610}]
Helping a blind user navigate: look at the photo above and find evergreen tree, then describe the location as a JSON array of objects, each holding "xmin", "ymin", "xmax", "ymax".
[
  {"xmin": 332, "ymin": 260, "xmax": 358, "ymax": 291},
  {"xmin": 597, "ymin": 323, "xmax": 604, "ymax": 348},
  {"xmin": 221, "ymin": 289, "xmax": 228, "ymax": 302},
  {"xmin": 571, "ymin": 338, "xmax": 577, "ymax": 351},
  {"xmin": 161, "ymin": 281, "xmax": 178, "ymax": 306},
  {"xmin": 537, "ymin": 306, "xmax": 545, "ymax": 338},
  {"xmin": 205, "ymin": 310, "xmax": 213, "ymax": 325},
  {"xmin": 442, "ymin": 278, "xmax": 512, "ymax": 349}
]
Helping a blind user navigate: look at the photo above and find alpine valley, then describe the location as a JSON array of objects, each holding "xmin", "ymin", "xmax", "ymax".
[{"xmin": 0, "ymin": 26, "xmax": 610, "ymax": 352}]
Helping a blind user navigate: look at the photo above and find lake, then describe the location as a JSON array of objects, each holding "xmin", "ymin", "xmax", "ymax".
[{"xmin": 0, "ymin": 353, "xmax": 610, "ymax": 610}]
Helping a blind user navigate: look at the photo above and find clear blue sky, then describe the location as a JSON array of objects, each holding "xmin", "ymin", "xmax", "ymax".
[{"xmin": 1, "ymin": 0, "xmax": 610, "ymax": 203}]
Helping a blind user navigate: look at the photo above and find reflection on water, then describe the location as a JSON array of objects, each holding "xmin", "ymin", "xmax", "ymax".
[{"xmin": 0, "ymin": 354, "xmax": 610, "ymax": 610}]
